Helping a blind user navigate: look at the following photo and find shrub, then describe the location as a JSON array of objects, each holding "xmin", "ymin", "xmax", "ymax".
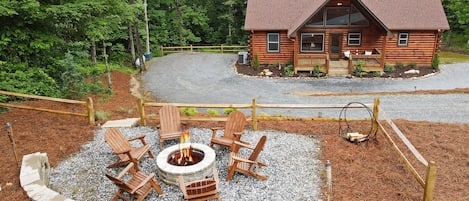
[
  {"xmin": 395, "ymin": 61, "xmax": 404, "ymax": 69},
  {"xmin": 353, "ymin": 60, "xmax": 366, "ymax": 77},
  {"xmin": 180, "ymin": 107, "xmax": 198, "ymax": 116},
  {"xmin": 372, "ymin": 71, "xmax": 381, "ymax": 77},
  {"xmin": 252, "ymin": 54, "xmax": 260, "ymax": 71},
  {"xmin": 408, "ymin": 62, "xmax": 417, "ymax": 68},
  {"xmin": 432, "ymin": 53, "xmax": 440, "ymax": 71},
  {"xmin": 284, "ymin": 64, "xmax": 294, "ymax": 76},
  {"xmin": 95, "ymin": 110, "xmax": 111, "ymax": 120},
  {"xmin": 223, "ymin": 108, "xmax": 239, "ymax": 115},
  {"xmin": 384, "ymin": 63, "xmax": 396, "ymax": 72},
  {"xmin": 312, "ymin": 63, "xmax": 324, "ymax": 78},
  {"xmin": 207, "ymin": 109, "xmax": 219, "ymax": 116}
]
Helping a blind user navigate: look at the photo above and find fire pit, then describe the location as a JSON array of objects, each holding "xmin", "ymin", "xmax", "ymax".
[{"xmin": 156, "ymin": 131, "xmax": 216, "ymax": 185}]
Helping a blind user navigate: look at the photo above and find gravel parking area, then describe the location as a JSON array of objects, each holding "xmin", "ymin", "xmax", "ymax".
[{"xmin": 50, "ymin": 127, "xmax": 323, "ymax": 201}]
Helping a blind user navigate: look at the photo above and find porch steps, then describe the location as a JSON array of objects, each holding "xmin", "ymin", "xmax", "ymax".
[{"xmin": 328, "ymin": 67, "xmax": 349, "ymax": 77}]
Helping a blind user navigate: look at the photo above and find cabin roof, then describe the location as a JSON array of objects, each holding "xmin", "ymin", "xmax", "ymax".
[{"xmin": 245, "ymin": 0, "xmax": 450, "ymax": 36}]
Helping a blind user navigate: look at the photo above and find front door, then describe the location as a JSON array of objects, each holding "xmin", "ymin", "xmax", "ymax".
[{"xmin": 329, "ymin": 33, "xmax": 342, "ymax": 60}]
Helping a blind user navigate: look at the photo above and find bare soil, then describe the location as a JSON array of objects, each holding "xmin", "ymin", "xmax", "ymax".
[{"xmin": 1, "ymin": 71, "xmax": 468, "ymax": 201}]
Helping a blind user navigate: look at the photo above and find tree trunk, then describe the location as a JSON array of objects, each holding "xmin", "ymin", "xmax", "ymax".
[
  {"xmin": 134, "ymin": 16, "xmax": 146, "ymax": 72},
  {"xmin": 91, "ymin": 40, "xmax": 97, "ymax": 65},
  {"xmin": 144, "ymin": 0, "xmax": 151, "ymax": 54},
  {"xmin": 128, "ymin": 23, "xmax": 136, "ymax": 63},
  {"xmin": 175, "ymin": 0, "xmax": 183, "ymax": 46},
  {"xmin": 103, "ymin": 41, "xmax": 112, "ymax": 92}
]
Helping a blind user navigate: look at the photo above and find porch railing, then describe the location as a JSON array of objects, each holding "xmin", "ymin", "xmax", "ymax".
[
  {"xmin": 294, "ymin": 54, "xmax": 329, "ymax": 74},
  {"xmin": 348, "ymin": 48, "xmax": 384, "ymax": 72}
]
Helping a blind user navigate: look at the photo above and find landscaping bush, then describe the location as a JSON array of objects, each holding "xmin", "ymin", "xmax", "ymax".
[
  {"xmin": 180, "ymin": 107, "xmax": 199, "ymax": 116},
  {"xmin": 353, "ymin": 60, "xmax": 366, "ymax": 77},
  {"xmin": 284, "ymin": 64, "xmax": 294, "ymax": 76},
  {"xmin": 384, "ymin": 63, "xmax": 396, "ymax": 72},
  {"xmin": 252, "ymin": 54, "xmax": 259, "ymax": 71}
]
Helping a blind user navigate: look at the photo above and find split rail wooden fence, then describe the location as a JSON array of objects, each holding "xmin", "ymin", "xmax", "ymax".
[
  {"xmin": 0, "ymin": 90, "xmax": 95, "ymax": 125},
  {"xmin": 161, "ymin": 45, "xmax": 248, "ymax": 55},
  {"xmin": 374, "ymin": 101, "xmax": 437, "ymax": 201},
  {"xmin": 138, "ymin": 97, "xmax": 436, "ymax": 200}
]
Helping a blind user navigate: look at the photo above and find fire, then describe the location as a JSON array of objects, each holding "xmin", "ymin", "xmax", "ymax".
[{"xmin": 177, "ymin": 130, "xmax": 193, "ymax": 165}]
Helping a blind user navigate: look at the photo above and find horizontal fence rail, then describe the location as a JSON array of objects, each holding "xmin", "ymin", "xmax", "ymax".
[
  {"xmin": 0, "ymin": 90, "xmax": 95, "ymax": 125},
  {"xmin": 137, "ymin": 98, "xmax": 378, "ymax": 131},
  {"xmin": 161, "ymin": 45, "xmax": 248, "ymax": 55},
  {"xmin": 375, "ymin": 106, "xmax": 436, "ymax": 201}
]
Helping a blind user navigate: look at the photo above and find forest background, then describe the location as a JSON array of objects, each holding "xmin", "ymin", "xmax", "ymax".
[{"xmin": 0, "ymin": 0, "xmax": 469, "ymax": 101}]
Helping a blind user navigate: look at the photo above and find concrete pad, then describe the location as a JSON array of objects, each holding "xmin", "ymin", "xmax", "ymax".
[{"xmin": 101, "ymin": 118, "xmax": 141, "ymax": 128}]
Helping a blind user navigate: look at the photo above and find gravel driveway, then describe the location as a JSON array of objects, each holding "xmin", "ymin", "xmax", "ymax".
[{"xmin": 143, "ymin": 52, "xmax": 469, "ymax": 123}]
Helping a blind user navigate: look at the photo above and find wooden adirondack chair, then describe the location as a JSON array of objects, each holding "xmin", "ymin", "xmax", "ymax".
[
  {"xmin": 177, "ymin": 168, "xmax": 220, "ymax": 201},
  {"xmin": 104, "ymin": 163, "xmax": 163, "ymax": 201},
  {"xmin": 210, "ymin": 111, "xmax": 247, "ymax": 150},
  {"xmin": 157, "ymin": 105, "xmax": 186, "ymax": 149},
  {"xmin": 104, "ymin": 128, "xmax": 154, "ymax": 171},
  {"xmin": 226, "ymin": 135, "xmax": 268, "ymax": 181}
]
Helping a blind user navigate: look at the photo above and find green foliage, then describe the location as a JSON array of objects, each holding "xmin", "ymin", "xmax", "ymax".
[
  {"xmin": 432, "ymin": 53, "xmax": 440, "ymax": 71},
  {"xmin": 372, "ymin": 71, "xmax": 381, "ymax": 77},
  {"xmin": 180, "ymin": 107, "xmax": 199, "ymax": 116},
  {"xmin": 223, "ymin": 108, "xmax": 239, "ymax": 115},
  {"xmin": 352, "ymin": 60, "xmax": 366, "ymax": 77},
  {"xmin": 206, "ymin": 109, "xmax": 219, "ymax": 116},
  {"xmin": 384, "ymin": 63, "xmax": 396, "ymax": 72},
  {"xmin": 407, "ymin": 62, "xmax": 417, "ymax": 68},
  {"xmin": 252, "ymin": 54, "xmax": 259, "ymax": 71},
  {"xmin": 395, "ymin": 62, "xmax": 404, "ymax": 69},
  {"xmin": 0, "ymin": 67, "xmax": 60, "ymax": 101},
  {"xmin": 284, "ymin": 64, "xmax": 294, "ymax": 76},
  {"xmin": 312, "ymin": 63, "xmax": 324, "ymax": 78},
  {"xmin": 95, "ymin": 110, "xmax": 111, "ymax": 121}
]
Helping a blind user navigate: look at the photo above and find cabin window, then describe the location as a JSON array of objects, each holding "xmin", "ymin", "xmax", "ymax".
[
  {"xmin": 398, "ymin": 32, "xmax": 409, "ymax": 46},
  {"xmin": 326, "ymin": 7, "xmax": 349, "ymax": 26},
  {"xmin": 301, "ymin": 33, "xmax": 324, "ymax": 52},
  {"xmin": 347, "ymin": 33, "xmax": 361, "ymax": 46},
  {"xmin": 350, "ymin": 5, "xmax": 369, "ymax": 26},
  {"xmin": 306, "ymin": 5, "xmax": 369, "ymax": 28},
  {"xmin": 267, "ymin": 33, "xmax": 280, "ymax": 52}
]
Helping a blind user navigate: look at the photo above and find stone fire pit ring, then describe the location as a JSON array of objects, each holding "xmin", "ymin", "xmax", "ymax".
[{"xmin": 156, "ymin": 143, "xmax": 216, "ymax": 185}]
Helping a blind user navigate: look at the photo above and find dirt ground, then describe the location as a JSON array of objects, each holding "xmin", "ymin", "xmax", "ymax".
[{"xmin": 1, "ymin": 71, "xmax": 468, "ymax": 201}]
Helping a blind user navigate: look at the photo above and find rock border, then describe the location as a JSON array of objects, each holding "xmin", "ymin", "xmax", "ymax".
[{"xmin": 19, "ymin": 152, "xmax": 74, "ymax": 201}]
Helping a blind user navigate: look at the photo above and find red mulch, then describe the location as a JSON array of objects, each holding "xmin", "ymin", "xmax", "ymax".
[{"xmin": 1, "ymin": 71, "xmax": 468, "ymax": 200}]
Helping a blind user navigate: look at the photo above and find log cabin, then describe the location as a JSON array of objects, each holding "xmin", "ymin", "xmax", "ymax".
[{"xmin": 244, "ymin": 0, "xmax": 450, "ymax": 76}]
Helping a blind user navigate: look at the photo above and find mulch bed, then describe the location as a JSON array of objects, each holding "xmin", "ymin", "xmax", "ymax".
[{"xmin": 1, "ymin": 71, "xmax": 468, "ymax": 200}]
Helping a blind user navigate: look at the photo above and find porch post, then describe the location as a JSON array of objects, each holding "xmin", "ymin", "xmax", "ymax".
[
  {"xmin": 293, "ymin": 33, "xmax": 299, "ymax": 74},
  {"xmin": 381, "ymin": 34, "xmax": 387, "ymax": 68}
]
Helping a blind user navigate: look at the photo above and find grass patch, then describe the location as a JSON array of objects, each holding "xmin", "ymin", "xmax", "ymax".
[{"xmin": 439, "ymin": 51, "xmax": 469, "ymax": 64}]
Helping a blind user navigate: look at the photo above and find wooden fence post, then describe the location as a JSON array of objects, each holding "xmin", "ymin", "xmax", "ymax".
[
  {"xmin": 252, "ymin": 98, "xmax": 257, "ymax": 130},
  {"xmin": 423, "ymin": 161, "xmax": 437, "ymax": 201},
  {"xmin": 5, "ymin": 123, "xmax": 19, "ymax": 169},
  {"xmin": 190, "ymin": 45, "xmax": 193, "ymax": 52},
  {"xmin": 137, "ymin": 98, "xmax": 146, "ymax": 126},
  {"xmin": 371, "ymin": 98, "xmax": 380, "ymax": 134},
  {"xmin": 221, "ymin": 44, "xmax": 224, "ymax": 53},
  {"xmin": 86, "ymin": 97, "xmax": 95, "ymax": 125}
]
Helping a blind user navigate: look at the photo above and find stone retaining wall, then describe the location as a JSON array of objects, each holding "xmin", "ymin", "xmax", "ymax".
[{"xmin": 19, "ymin": 152, "xmax": 74, "ymax": 201}]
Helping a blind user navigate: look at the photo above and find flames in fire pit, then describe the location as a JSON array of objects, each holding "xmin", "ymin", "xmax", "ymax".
[{"xmin": 168, "ymin": 130, "xmax": 204, "ymax": 166}]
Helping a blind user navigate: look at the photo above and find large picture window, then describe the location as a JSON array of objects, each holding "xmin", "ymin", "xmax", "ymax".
[
  {"xmin": 347, "ymin": 32, "xmax": 361, "ymax": 46},
  {"xmin": 398, "ymin": 32, "xmax": 409, "ymax": 46},
  {"xmin": 306, "ymin": 5, "xmax": 369, "ymax": 27},
  {"xmin": 267, "ymin": 33, "xmax": 280, "ymax": 52},
  {"xmin": 301, "ymin": 33, "xmax": 324, "ymax": 52}
]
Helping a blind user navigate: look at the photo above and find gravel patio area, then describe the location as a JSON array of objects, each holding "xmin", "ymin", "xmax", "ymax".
[{"xmin": 49, "ymin": 127, "xmax": 323, "ymax": 201}]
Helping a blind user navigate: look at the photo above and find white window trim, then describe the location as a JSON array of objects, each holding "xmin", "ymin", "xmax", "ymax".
[
  {"xmin": 347, "ymin": 32, "xmax": 361, "ymax": 46},
  {"xmin": 398, "ymin": 32, "xmax": 409, "ymax": 46},
  {"xmin": 300, "ymin": 33, "xmax": 325, "ymax": 52},
  {"xmin": 267, "ymin": 33, "xmax": 280, "ymax": 53}
]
